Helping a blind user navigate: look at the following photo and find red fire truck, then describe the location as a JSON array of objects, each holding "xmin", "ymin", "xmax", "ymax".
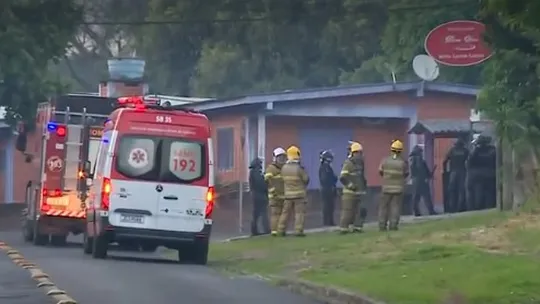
[{"xmin": 17, "ymin": 94, "xmax": 115, "ymax": 246}]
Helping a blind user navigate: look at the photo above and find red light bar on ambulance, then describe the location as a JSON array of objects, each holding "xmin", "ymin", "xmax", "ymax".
[{"xmin": 116, "ymin": 96, "xmax": 161, "ymax": 109}]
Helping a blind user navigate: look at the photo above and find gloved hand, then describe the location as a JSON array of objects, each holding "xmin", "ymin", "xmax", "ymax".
[{"xmin": 347, "ymin": 183, "xmax": 357, "ymax": 191}]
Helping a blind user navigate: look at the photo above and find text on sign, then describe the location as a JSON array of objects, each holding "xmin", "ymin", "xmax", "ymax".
[{"xmin": 156, "ymin": 115, "xmax": 172, "ymax": 123}]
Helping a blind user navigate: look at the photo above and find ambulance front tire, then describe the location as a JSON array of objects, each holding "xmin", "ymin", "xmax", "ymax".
[
  {"xmin": 177, "ymin": 239, "xmax": 209, "ymax": 265},
  {"xmin": 92, "ymin": 234, "xmax": 108, "ymax": 259}
]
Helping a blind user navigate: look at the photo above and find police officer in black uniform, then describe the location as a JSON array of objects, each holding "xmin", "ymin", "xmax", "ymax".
[
  {"xmin": 467, "ymin": 135, "xmax": 497, "ymax": 210},
  {"xmin": 248, "ymin": 158, "xmax": 270, "ymax": 236},
  {"xmin": 443, "ymin": 137, "xmax": 469, "ymax": 212},
  {"xmin": 410, "ymin": 145, "xmax": 437, "ymax": 216},
  {"xmin": 319, "ymin": 150, "xmax": 337, "ymax": 226}
]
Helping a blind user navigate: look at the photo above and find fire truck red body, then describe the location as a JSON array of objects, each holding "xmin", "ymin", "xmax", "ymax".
[{"xmin": 18, "ymin": 94, "xmax": 115, "ymax": 246}]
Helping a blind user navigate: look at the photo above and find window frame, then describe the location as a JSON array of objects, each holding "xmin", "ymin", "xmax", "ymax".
[
  {"xmin": 159, "ymin": 138, "xmax": 206, "ymax": 183},
  {"xmin": 216, "ymin": 127, "xmax": 234, "ymax": 171},
  {"xmin": 114, "ymin": 135, "xmax": 160, "ymax": 181},
  {"xmin": 114, "ymin": 134, "xmax": 207, "ymax": 184}
]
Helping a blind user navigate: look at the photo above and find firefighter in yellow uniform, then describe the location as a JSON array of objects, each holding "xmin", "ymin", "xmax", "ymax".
[
  {"xmin": 277, "ymin": 145, "xmax": 309, "ymax": 237},
  {"xmin": 378, "ymin": 140, "xmax": 409, "ymax": 231},
  {"xmin": 264, "ymin": 147, "xmax": 287, "ymax": 236},
  {"xmin": 339, "ymin": 142, "xmax": 367, "ymax": 233}
]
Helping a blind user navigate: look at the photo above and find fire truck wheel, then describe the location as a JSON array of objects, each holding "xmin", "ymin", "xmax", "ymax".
[
  {"xmin": 22, "ymin": 221, "xmax": 34, "ymax": 242},
  {"xmin": 92, "ymin": 235, "xmax": 108, "ymax": 259},
  {"xmin": 83, "ymin": 232, "xmax": 93, "ymax": 254},
  {"xmin": 32, "ymin": 227, "xmax": 48, "ymax": 246},
  {"xmin": 50, "ymin": 235, "xmax": 67, "ymax": 247},
  {"xmin": 177, "ymin": 239, "xmax": 209, "ymax": 265}
]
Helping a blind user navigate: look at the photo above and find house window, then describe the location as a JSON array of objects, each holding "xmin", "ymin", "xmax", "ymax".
[{"xmin": 216, "ymin": 127, "xmax": 234, "ymax": 171}]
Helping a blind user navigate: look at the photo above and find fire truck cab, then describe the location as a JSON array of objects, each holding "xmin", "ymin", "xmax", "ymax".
[
  {"xmin": 84, "ymin": 96, "xmax": 215, "ymax": 265},
  {"xmin": 16, "ymin": 94, "xmax": 115, "ymax": 247}
]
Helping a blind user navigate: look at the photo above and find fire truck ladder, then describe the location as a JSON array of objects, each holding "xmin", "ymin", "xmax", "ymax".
[{"xmin": 58, "ymin": 107, "xmax": 108, "ymax": 201}]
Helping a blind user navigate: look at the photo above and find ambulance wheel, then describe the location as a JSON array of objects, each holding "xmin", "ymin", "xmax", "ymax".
[
  {"xmin": 22, "ymin": 220, "xmax": 34, "ymax": 242},
  {"xmin": 32, "ymin": 226, "xmax": 48, "ymax": 246},
  {"xmin": 92, "ymin": 235, "xmax": 108, "ymax": 259},
  {"xmin": 83, "ymin": 232, "xmax": 93, "ymax": 255},
  {"xmin": 50, "ymin": 234, "xmax": 67, "ymax": 247},
  {"xmin": 177, "ymin": 239, "xmax": 209, "ymax": 265}
]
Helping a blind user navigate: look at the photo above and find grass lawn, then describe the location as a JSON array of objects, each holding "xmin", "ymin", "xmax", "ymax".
[{"xmin": 209, "ymin": 210, "xmax": 540, "ymax": 304}]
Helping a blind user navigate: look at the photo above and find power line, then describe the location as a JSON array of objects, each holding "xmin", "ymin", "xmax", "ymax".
[{"xmin": 79, "ymin": 0, "xmax": 476, "ymax": 26}]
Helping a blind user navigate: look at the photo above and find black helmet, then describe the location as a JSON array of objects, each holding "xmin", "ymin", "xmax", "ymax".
[
  {"xmin": 320, "ymin": 150, "xmax": 334, "ymax": 162},
  {"xmin": 249, "ymin": 158, "xmax": 262, "ymax": 168}
]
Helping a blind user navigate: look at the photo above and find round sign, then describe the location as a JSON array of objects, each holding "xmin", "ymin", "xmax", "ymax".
[
  {"xmin": 47, "ymin": 156, "xmax": 63, "ymax": 172},
  {"xmin": 128, "ymin": 148, "xmax": 148, "ymax": 169},
  {"xmin": 424, "ymin": 20, "xmax": 492, "ymax": 67}
]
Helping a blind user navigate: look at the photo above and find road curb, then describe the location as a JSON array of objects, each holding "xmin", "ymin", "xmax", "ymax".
[
  {"xmin": 275, "ymin": 277, "xmax": 385, "ymax": 304},
  {"xmin": 0, "ymin": 241, "xmax": 78, "ymax": 304}
]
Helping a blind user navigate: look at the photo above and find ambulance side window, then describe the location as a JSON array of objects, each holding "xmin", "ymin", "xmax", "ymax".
[{"xmin": 115, "ymin": 135, "xmax": 158, "ymax": 180}]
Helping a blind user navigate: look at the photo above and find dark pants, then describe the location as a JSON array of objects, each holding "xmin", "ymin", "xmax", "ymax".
[
  {"xmin": 448, "ymin": 171, "xmax": 467, "ymax": 212},
  {"xmin": 251, "ymin": 198, "xmax": 270, "ymax": 235},
  {"xmin": 468, "ymin": 172, "xmax": 496, "ymax": 210},
  {"xmin": 412, "ymin": 180, "xmax": 436, "ymax": 216},
  {"xmin": 321, "ymin": 188, "xmax": 335, "ymax": 226}
]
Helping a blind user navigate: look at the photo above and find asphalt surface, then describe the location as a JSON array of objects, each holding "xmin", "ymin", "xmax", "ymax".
[
  {"xmin": 0, "ymin": 231, "xmax": 320, "ymax": 304},
  {"xmin": 0, "ymin": 251, "xmax": 53, "ymax": 304}
]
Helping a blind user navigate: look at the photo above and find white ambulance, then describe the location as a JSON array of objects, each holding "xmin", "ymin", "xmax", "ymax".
[{"xmin": 84, "ymin": 96, "xmax": 215, "ymax": 265}]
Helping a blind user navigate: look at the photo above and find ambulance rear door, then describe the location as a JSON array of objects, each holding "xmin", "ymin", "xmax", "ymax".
[{"xmin": 108, "ymin": 133, "xmax": 160, "ymax": 230}]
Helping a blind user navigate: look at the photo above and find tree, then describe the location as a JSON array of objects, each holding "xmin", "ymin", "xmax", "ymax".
[
  {"xmin": 341, "ymin": 0, "xmax": 483, "ymax": 85},
  {"xmin": 0, "ymin": 0, "xmax": 83, "ymax": 126},
  {"xmin": 478, "ymin": 0, "xmax": 540, "ymax": 146},
  {"xmin": 53, "ymin": 0, "xmax": 148, "ymax": 92}
]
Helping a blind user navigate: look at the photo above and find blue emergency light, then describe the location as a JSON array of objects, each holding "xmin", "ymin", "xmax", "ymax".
[
  {"xmin": 47, "ymin": 122, "xmax": 66, "ymax": 137},
  {"xmin": 47, "ymin": 122, "xmax": 57, "ymax": 132}
]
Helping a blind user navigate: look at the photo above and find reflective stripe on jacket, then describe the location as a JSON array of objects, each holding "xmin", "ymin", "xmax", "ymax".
[
  {"xmin": 340, "ymin": 157, "xmax": 366, "ymax": 195},
  {"xmin": 264, "ymin": 163, "xmax": 284, "ymax": 199},
  {"xmin": 281, "ymin": 160, "xmax": 309, "ymax": 199}
]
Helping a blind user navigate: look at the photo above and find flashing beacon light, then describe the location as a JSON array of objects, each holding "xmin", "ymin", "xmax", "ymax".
[
  {"xmin": 47, "ymin": 122, "xmax": 66, "ymax": 137},
  {"xmin": 117, "ymin": 96, "xmax": 160, "ymax": 110}
]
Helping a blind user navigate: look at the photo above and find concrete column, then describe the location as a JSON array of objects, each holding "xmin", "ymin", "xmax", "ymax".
[
  {"xmin": 243, "ymin": 118, "xmax": 250, "ymax": 182},
  {"xmin": 257, "ymin": 113, "xmax": 266, "ymax": 165},
  {"xmin": 5, "ymin": 136, "xmax": 14, "ymax": 203}
]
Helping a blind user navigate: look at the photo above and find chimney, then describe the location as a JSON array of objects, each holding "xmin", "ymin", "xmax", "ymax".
[{"xmin": 99, "ymin": 57, "xmax": 149, "ymax": 97}]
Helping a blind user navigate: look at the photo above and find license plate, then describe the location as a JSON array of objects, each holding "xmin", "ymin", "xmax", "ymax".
[
  {"xmin": 120, "ymin": 214, "xmax": 144, "ymax": 224},
  {"xmin": 47, "ymin": 196, "xmax": 69, "ymax": 206}
]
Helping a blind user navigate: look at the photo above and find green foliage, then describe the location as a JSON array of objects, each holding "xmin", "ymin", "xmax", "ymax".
[
  {"xmin": 479, "ymin": 0, "xmax": 540, "ymax": 146},
  {"xmin": 342, "ymin": 0, "xmax": 483, "ymax": 84},
  {"xmin": 0, "ymin": 0, "xmax": 82, "ymax": 126}
]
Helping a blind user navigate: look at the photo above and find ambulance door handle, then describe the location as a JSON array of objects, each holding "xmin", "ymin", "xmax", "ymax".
[{"xmin": 163, "ymin": 195, "xmax": 178, "ymax": 200}]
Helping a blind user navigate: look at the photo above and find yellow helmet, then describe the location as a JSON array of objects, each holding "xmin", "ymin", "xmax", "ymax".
[
  {"xmin": 286, "ymin": 145, "xmax": 301, "ymax": 160},
  {"xmin": 350, "ymin": 142, "xmax": 363, "ymax": 153},
  {"xmin": 391, "ymin": 139, "xmax": 404, "ymax": 152}
]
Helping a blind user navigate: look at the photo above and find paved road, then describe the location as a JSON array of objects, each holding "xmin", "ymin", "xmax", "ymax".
[
  {"xmin": 0, "ymin": 232, "xmax": 319, "ymax": 304},
  {"xmin": 0, "ymin": 251, "xmax": 53, "ymax": 304}
]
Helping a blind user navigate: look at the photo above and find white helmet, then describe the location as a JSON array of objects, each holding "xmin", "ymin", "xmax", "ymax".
[{"xmin": 273, "ymin": 147, "xmax": 286, "ymax": 157}]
